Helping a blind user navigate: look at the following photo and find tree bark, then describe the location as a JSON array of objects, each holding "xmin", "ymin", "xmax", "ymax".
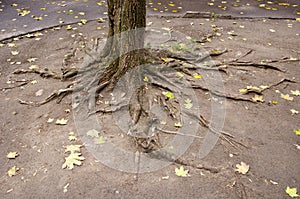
[{"xmin": 103, "ymin": 0, "xmax": 146, "ymax": 83}]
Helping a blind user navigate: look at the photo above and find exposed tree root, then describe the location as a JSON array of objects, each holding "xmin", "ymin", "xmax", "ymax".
[
  {"xmin": 13, "ymin": 68, "xmax": 63, "ymax": 79},
  {"xmin": 214, "ymin": 49, "xmax": 296, "ymax": 73},
  {"xmin": 0, "ymin": 80, "xmax": 30, "ymax": 90},
  {"xmin": 226, "ymin": 62, "xmax": 285, "ymax": 72},
  {"xmin": 174, "ymin": 158, "xmax": 221, "ymax": 173},
  {"xmin": 14, "ymin": 40, "xmax": 297, "ymax": 170},
  {"xmin": 191, "ymin": 84, "xmax": 255, "ymax": 103},
  {"xmin": 239, "ymin": 78, "xmax": 297, "ymax": 95},
  {"xmin": 157, "ymin": 127, "xmax": 203, "ymax": 139}
]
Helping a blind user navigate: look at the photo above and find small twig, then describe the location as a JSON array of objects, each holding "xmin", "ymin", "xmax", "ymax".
[
  {"xmin": 230, "ymin": 49, "xmax": 253, "ymax": 62},
  {"xmin": 192, "ymin": 84, "xmax": 254, "ymax": 103},
  {"xmin": 13, "ymin": 69, "xmax": 62, "ymax": 79},
  {"xmin": 157, "ymin": 127, "xmax": 203, "ymax": 139},
  {"xmin": 0, "ymin": 81, "xmax": 29, "ymax": 90},
  {"xmin": 239, "ymin": 78, "xmax": 297, "ymax": 95},
  {"xmin": 210, "ymin": 48, "xmax": 228, "ymax": 56},
  {"xmin": 89, "ymin": 102, "xmax": 127, "ymax": 116},
  {"xmin": 195, "ymin": 33, "xmax": 216, "ymax": 43},
  {"xmin": 174, "ymin": 158, "xmax": 221, "ymax": 173},
  {"xmin": 228, "ymin": 62, "xmax": 285, "ymax": 72}
]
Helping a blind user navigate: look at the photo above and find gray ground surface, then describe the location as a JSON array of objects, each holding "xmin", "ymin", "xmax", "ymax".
[
  {"xmin": 0, "ymin": 0, "xmax": 299, "ymax": 40},
  {"xmin": 0, "ymin": 15, "xmax": 299, "ymax": 198}
]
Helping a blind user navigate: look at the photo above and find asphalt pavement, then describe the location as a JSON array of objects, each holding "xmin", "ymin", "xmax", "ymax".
[{"xmin": 0, "ymin": 0, "xmax": 299, "ymax": 41}]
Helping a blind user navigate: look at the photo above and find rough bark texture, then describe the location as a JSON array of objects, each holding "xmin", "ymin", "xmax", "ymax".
[{"xmin": 103, "ymin": 0, "xmax": 146, "ymax": 83}]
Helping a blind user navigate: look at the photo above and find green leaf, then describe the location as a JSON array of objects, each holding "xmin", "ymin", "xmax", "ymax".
[
  {"xmin": 162, "ymin": 91, "xmax": 175, "ymax": 99},
  {"xmin": 87, "ymin": 129, "xmax": 99, "ymax": 137},
  {"xmin": 175, "ymin": 166, "xmax": 189, "ymax": 177},
  {"xmin": 285, "ymin": 186, "xmax": 299, "ymax": 198}
]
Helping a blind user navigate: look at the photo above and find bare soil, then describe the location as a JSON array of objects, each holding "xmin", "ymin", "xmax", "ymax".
[{"xmin": 0, "ymin": 16, "xmax": 299, "ymax": 198}]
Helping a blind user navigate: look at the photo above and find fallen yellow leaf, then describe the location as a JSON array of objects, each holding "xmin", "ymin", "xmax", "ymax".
[
  {"xmin": 11, "ymin": 51, "xmax": 19, "ymax": 56},
  {"xmin": 7, "ymin": 152, "xmax": 19, "ymax": 159},
  {"xmin": 252, "ymin": 94, "xmax": 264, "ymax": 102},
  {"xmin": 175, "ymin": 166, "xmax": 189, "ymax": 177},
  {"xmin": 285, "ymin": 186, "xmax": 299, "ymax": 198},
  {"xmin": 55, "ymin": 118, "xmax": 68, "ymax": 125},
  {"xmin": 62, "ymin": 153, "xmax": 85, "ymax": 170},
  {"xmin": 281, "ymin": 94, "xmax": 293, "ymax": 101},
  {"xmin": 235, "ymin": 161, "xmax": 249, "ymax": 174},
  {"xmin": 7, "ymin": 166, "xmax": 19, "ymax": 177}
]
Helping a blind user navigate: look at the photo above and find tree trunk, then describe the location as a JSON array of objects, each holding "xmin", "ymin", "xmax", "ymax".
[{"xmin": 103, "ymin": 0, "xmax": 146, "ymax": 83}]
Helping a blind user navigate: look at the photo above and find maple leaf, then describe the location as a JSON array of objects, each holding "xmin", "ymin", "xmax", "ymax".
[
  {"xmin": 193, "ymin": 73, "xmax": 202, "ymax": 79},
  {"xmin": 160, "ymin": 57, "xmax": 174, "ymax": 63},
  {"xmin": 239, "ymin": 89, "xmax": 248, "ymax": 93},
  {"xmin": 291, "ymin": 109, "xmax": 299, "ymax": 115},
  {"xmin": 47, "ymin": 118, "xmax": 54, "ymax": 123},
  {"xmin": 7, "ymin": 152, "xmax": 19, "ymax": 159},
  {"xmin": 87, "ymin": 129, "xmax": 99, "ymax": 137},
  {"xmin": 55, "ymin": 118, "xmax": 68, "ymax": 125},
  {"xmin": 95, "ymin": 136, "xmax": 106, "ymax": 144},
  {"xmin": 269, "ymin": 29, "xmax": 276, "ymax": 32},
  {"xmin": 68, "ymin": 135, "xmax": 77, "ymax": 141},
  {"xmin": 281, "ymin": 94, "xmax": 293, "ymax": 101},
  {"xmin": 175, "ymin": 166, "xmax": 189, "ymax": 177},
  {"xmin": 294, "ymin": 129, "xmax": 300, "ymax": 136},
  {"xmin": 246, "ymin": 85, "xmax": 261, "ymax": 91},
  {"xmin": 7, "ymin": 166, "xmax": 19, "ymax": 177},
  {"xmin": 176, "ymin": 72, "xmax": 184, "ymax": 78},
  {"xmin": 235, "ymin": 162, "xmax": 249, "ymax": 174},
  {"xmin": 11, "ymin": 51, "xmax": 19, "ymax": 56},
  {"xmin": 143, "ymin": 76, "xmax": 149, "ymax": 82},
  {"xmin": 62, "ymin": 153, "xmax": 85, "ymax": 170},
  {"xmin": 29, "ymin": 65, "xmax": 40, "ymax": 70},
  {"xmin": 65, "ymin": 145, "xmax": 82, "ymax": 153},
  {"xmin": 80, "ymin": 19, "xmax": 88, "ymax": 24},
  {"xmin": 252, "ymin": 94, "xmax": 264, "ymax": 102},
  {"xmin": 259, "ymin": 85, "xmax": 268, "ymax": 89},
  {"xmin": 291, "ymin": 90, "xmax": 300, "ymax": 96},
  {"xmin": 184, "ymin": 99, "xmax": 193, "ymax": 109},
  {"xmin": 285, "ymin": 186, "xmax": 299, "ymax": 198},
  {"xmin": 27, "ymin": 57, "xmax": 38, "ymax": 62},
  {"xmin": 162, "ymin": 91, "xmax": 175, "ymax": 99},
  {"xmin": 174, "ymin": 122, "xmax": 182, "ymax": 128}
]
